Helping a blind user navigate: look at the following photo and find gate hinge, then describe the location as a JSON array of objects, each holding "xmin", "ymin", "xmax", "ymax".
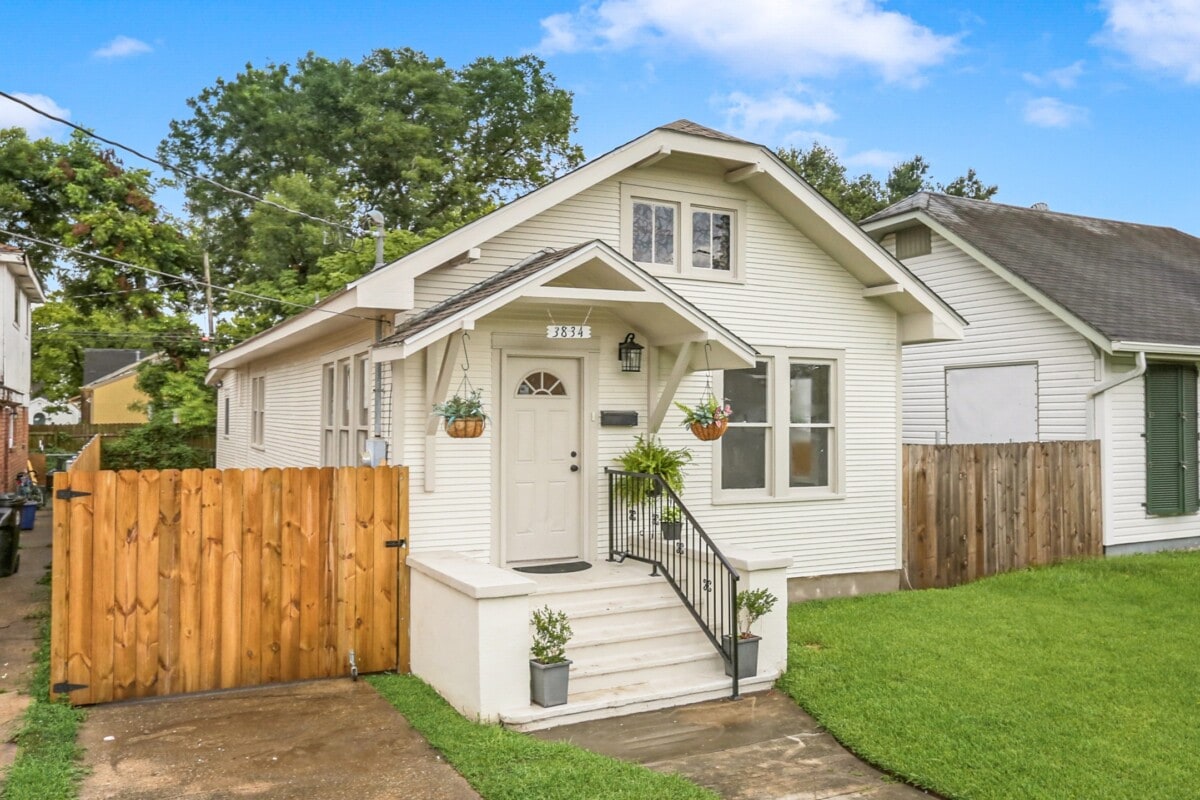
[
  {"xmin": 384, "ymin": 539, "xmax": 407, "ymax": 548},
  {"xmin": 52, "ymin": 681, "xmax": 87, "ymax": 694},
  {"xmin": 55, "ymin": 488, "xmax": 91, "ymax": 501}
]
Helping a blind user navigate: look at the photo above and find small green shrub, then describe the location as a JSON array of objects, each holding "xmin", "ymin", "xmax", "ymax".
[
  {"xmin": 736, "ymin": 587, "xmax": 778, "ymax": 638},
  {"xmin": 101, "ymin": 417, "xmax": 210, "ymax": 470},
  {"xmin": 530, "ymin": 605, "xmax": 572, "ymax": 664}
]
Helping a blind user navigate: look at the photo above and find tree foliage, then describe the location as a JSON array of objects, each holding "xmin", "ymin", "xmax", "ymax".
[
  {"xmin": 777, "ymin": 143, "xmax": 998, "ymax": 221},
  {"xmin": 160, "ymin": 48, "xmax": 583, "ymax": 299}
]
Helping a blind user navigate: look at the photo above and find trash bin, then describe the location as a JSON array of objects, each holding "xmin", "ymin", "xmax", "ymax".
[
  {"xmin": 0, "ymin": 497, "xmax": 22, "ymax": 577},
  {"xmin": 19, "ymin": 502, "xmax": 36, "ymax": 531}
]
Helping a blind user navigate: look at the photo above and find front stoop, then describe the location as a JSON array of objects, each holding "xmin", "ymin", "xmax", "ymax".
[{"xmin": 501, "ymin": 563, "xmax": 779, "ymax": 732}]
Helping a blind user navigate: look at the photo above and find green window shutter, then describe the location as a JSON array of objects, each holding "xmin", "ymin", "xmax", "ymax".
[{"xmin": 1145, "ymin": 364, "xmax": 1199, "ymax": 515}]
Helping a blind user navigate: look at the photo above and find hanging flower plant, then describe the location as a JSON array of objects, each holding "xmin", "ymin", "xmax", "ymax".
[
  {"xmin": 433, "ymin": 389, "xmax": 488, "ymax": 438},
  {"xmin": 675, "ymin": 396, "xmax": 732, "ymax": 441}
]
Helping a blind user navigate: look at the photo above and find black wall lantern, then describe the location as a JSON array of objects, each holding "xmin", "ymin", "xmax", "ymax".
[{"xmin": 618, "ymin": 333, "xmax": 644, "ymax": 373}]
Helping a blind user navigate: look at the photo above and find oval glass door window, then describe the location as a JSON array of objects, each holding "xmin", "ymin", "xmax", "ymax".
[{"xmin": 517, "ymin": 371, "xmax": 568, "ymax": 397}]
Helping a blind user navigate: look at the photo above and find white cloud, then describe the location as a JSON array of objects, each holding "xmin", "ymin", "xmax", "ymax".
[
  {"xmin": 1022, "ymin": 60, "xmax": 1085, "ymax": 89},
  {"xmin": 537, "ymin": 0, "xmax": 959, "ymax": 83},
  {"xmin": 0, "ymin": 93, "xmax": 70, "ymax": 137},
  {"xmin": 1098, "ymin": 0, "xmax": 1200, "ymax": 83},
  {"xmin": 1023, "ymin": 97, "xmax": 1088, "ymax": 128},
  {"xmin": 846, "ymin": 148, "xmax": 903, "ymax": 170},
  {"xmin": 93, "ymin": 35, "xmax": 152, "ymax": 59},
  {"xmin": 720, "ymin": 89, "xmax": 837, "ymax": 141}
]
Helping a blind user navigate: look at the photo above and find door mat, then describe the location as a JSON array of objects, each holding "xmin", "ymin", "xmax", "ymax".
[{"xmin": 513, "ymin": 561, "xmax": 592, "ymax": 574}]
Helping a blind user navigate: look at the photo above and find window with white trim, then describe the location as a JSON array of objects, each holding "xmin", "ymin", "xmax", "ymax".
[
  {"xmin": 250, "ymin": 376, "xmax": 265, "ymax": 446},
  {"xmin": 321, "ymin": 352, "xmax": 371, "ymax": 466},
  {"xmin": 716, "ymin": 350, "xmax": 840, "ymax": 499},
  {"xmin": 623, "ymin": 184, "xmax": 745, "ymax": 280}
]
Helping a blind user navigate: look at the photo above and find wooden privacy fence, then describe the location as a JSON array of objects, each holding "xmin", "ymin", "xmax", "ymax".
[
  {"xmin": 51, "ymin": 465, "xmax": 410, "ymax": 705},
  {"xmin": 68, "ymin": 435, "xmax": 102, "ymax": 473},
  {"xmin": 903, "ymin": 441, "xmax": 1102, "ymax": 590}
]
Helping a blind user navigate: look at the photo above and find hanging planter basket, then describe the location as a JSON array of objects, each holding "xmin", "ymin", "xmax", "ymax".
[
  {"xmin": 445, "ymin": 417, "xmax": 486, "ymax": 439},
  {"xmin": 689, "ymin": 419, "xmax": 728, "ymax": 441}
]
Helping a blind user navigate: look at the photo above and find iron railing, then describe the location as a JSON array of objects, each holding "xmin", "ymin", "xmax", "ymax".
[{"xmin": 606, "ymin": 468, "xmax": 741, "ymax": 698}]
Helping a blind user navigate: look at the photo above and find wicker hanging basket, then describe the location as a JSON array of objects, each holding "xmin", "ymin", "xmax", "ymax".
[
  {"xmin": 445, "ymin": 417, "xmax": 485, "ymax": 439},
  {"xmin": 690, "ymin": 420, "xmax": 728, "ymax": 441}
]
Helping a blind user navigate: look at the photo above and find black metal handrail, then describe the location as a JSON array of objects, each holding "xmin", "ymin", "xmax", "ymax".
[{"xmin": 605, "ymin": 468, "xmax": 741, "ymax": 699}]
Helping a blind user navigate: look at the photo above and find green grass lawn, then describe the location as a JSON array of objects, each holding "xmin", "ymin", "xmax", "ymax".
[
  {"xmin": 368, "ymin": 674, "xmax": 715, "ymax": 800},
  {"xmin": 780, "ymin": 551, "xmax": 1200, "ymax": 800}
]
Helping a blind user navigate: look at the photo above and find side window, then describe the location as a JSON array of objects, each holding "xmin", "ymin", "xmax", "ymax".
[{"xmin": 632, "ymin": 200, "xmax": 677, "ymax": 266}]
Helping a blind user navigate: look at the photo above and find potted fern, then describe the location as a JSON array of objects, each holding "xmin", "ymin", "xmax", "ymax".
[
  {"xmin": 432, "ymin": 389, "xmax": 488, "ymax": 438},
  {"xmin": 722, "ymin": 587, "xmax": 778, "ymax": 679},
  {"xmin": 614, "ymin": 435, "xmax": 691, "ymax": 505},
  {"xmin": 530, "ymin": 605, "xmax": 573, "ymax": 707}
]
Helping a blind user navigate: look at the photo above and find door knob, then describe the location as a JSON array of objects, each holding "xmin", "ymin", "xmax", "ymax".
[
  {"xmin": 570, "ymin": 451, "xmax": 577, "ymax": 457},
  {"xmin": 570, "ymin": 465, "xmax": 579, "ymax": 472}
]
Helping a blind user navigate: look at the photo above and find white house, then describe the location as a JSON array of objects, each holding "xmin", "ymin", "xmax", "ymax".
[
  {"xmin": 209, "ymin": 121, "xmax": 962, "ymax": 726},
  {"xmin": 0, "ymin": 245, "xmax": 44, "ymax": 491},
  {"xmin": 863, "ymin": 192, "xmax": 1200, "ymax": 556}
]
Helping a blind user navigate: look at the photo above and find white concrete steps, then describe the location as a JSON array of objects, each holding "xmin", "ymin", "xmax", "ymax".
[{"xmin": 501, "ymin": 561, "xmax": 772, "ymax": 731}]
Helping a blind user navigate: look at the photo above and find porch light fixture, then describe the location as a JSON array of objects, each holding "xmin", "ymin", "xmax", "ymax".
[{"xmin": 618, "ymin": 333, "xmax": 644, "ymax": 373}]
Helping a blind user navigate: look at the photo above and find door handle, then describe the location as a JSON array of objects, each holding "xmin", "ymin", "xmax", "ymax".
[{"xmin": 570, "ymin": 465, "xmax": 579, "ymax": 472}]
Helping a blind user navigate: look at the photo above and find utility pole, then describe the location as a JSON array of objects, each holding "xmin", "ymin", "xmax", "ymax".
[{"xmin": 203, "ymin": 251, "xmax": 214, "ymax": 340}]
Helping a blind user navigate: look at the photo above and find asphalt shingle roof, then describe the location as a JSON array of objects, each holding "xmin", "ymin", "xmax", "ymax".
[
  {"xmin": 657, "ymin": 120, "xmax": 750, "ymax": 144},
  {"xmin": 866, "ymin": 193, "xmax": 1200, "ymax": 347}
]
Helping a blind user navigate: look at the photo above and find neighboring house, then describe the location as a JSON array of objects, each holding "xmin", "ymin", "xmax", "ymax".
[
  {"xmin": 863, "ymin": 192, "xmax": 1200, "ymax": 556},
  {"xmin": 28, "ymin": 395, "xmax": 80, "ymax": 425},
  {"xmin": 209, "ymin": 121, "xmax": 962, "ymax": 725},
  {"xmin": 78, "ymin": 353, "xmax": 154, "ymax": 424},
  {"xmin": 0, "ymin": 245, "xmax": 45, "ymax": 491}
]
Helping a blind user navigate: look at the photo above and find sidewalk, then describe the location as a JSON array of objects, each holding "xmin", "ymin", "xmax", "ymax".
[
  {"xmin": 535, "ymin": 689, "xmax": 934, "ymax": 800},
  {"xmin": 0, "ymin": 505, "xmax": 52, "ymax": 776}
]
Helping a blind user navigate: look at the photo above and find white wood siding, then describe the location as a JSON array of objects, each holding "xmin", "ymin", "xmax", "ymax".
[
  {"xmin": 1102, "ymin": 361, "xmax": 1200, "ymax": 546},
  {"xmin": 888, "ymin": 231, "xmax": 1097, "ymax": 444}
]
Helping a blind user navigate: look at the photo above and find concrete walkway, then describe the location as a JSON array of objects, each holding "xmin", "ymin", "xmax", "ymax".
[
  {"xmin": 535, "ymin": 689, "xmax": 934, "ymax": 800},
  {"xmin": 78, "ymin": 680, "xmax": 480, "ymax": 800}
]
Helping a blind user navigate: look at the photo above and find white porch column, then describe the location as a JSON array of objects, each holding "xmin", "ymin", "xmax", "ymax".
[{"xmin": 408, "ymin": 552, "xmax": 536, "ymax": 721}]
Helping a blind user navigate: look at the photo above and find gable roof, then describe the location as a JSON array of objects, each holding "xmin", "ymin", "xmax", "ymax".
[
  {"xmin": 213, "ymin": 120, "xmax": 963, "ymax": 369},
  {"xmin": 81, "ymin": 352, "xmax": 160, "ymax": 390},
  {"xmin": 863, "ymin": 193, "xmax": 1200, "ymax": 351},
  {"xmin": 373, "ymin": 239, "xmax": 757, "ymax": 370}
]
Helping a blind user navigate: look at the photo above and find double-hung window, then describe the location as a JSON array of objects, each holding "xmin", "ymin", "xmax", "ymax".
[
  {"xmin": 623, "ymin": 184, "xmax": 744, "ymax": 280},
  {"xmin": 1145, "ymin": 363, "xmax": 1199, "ymax": 515},
  {"xmin": 717, "ymin": 349, "xmax": 840, "ymax": 500}
]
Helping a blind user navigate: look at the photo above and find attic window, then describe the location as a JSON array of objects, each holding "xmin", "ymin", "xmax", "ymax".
[{"xmin": 895, "ymin": 227, "xmax": 932, "ymax": 260}]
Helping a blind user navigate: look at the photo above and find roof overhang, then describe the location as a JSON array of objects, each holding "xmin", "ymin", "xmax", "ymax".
[
  {"xmin": 371, "ymin": 240, "xmax": 757, "ymax": 371},
  {"xmin": 0, "ymin": 250, "xmax": 45, "ymax": 303}
]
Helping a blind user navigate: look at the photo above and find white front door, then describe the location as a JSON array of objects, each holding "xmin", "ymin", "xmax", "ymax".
[{"xmin": 503, "ymin": 356, "xmax": 583, "ymax": 563}]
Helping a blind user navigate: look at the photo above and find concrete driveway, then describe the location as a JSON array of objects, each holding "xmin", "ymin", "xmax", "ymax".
[{"xmin": 78, "ymin": 679, "xmax": 479, "ymax": 800}]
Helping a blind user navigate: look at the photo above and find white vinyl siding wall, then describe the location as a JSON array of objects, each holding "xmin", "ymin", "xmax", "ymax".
[
  {"xmin": 1102, "ymin": 362, "xmax": 1200, "ymax": 547},
  {"xmin": 887, "ymin": 230, "xmax": 1097, "ymax": 444},
  {"xmin": 399, "ymin": 161, "xmax": 903, "ymax": 580}
]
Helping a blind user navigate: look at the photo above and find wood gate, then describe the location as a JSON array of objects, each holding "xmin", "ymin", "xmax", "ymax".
[{"xmin": 50, "ymin": 465, "xmax": 410, "ymax": 705}]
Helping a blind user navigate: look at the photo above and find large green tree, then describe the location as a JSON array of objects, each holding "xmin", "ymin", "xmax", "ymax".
[
  {"xmin": 160, "ymin": 48, "xmax": 583, "ymax": 303},
  {"xmin": 777, "ymin": 143, "xmax": 998, "ymax": 221}
]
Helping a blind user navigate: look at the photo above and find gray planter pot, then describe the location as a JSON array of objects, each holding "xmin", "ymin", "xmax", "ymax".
[
  {"xmin": 722, "ymin": 634, "xmax": 760, "ymax": 679},
  {"xmin": 530, "ymin": 659, "xmax": 571, "ymax": 707},
  {"xmin": 661, "ymin": 521, "xmax": 683, "ymax": 540}
]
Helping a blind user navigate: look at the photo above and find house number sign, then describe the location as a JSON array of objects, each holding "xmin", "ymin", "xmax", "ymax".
[{"xmin": 546, "ymin": 325, "xmax": 592, "ymax": 339}]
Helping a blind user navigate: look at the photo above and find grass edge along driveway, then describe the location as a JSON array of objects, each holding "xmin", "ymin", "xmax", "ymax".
[
  {"xmin": 780, "ymin": 550, "xmax": 1200, "ymax": 800},
  {"xmin": 368, "ymin": 674, "xmax": 716, "ymax": 800}
]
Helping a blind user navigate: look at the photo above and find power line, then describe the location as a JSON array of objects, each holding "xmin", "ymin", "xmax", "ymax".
[
  {"xmin": 0, "ymin": 227, "xmax": 379, "ymax": 323},
  {"xmin": 0, "ymin": 90, "xmax": 357, "ymax": 234}
]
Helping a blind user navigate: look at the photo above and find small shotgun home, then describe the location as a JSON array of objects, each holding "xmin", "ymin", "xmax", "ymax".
[
  {"xmin": 864, "ymin": 193, "xmax": 1200, "ymax": 556},
  {"xmin": 209, "ymin": 121, "xmax": 962, "ymax": 727}
]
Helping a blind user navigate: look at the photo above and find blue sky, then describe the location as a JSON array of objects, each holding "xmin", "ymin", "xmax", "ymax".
[{"xmin": 5, "ymin": 0, "xmax": 1200, "ymax": 231}]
